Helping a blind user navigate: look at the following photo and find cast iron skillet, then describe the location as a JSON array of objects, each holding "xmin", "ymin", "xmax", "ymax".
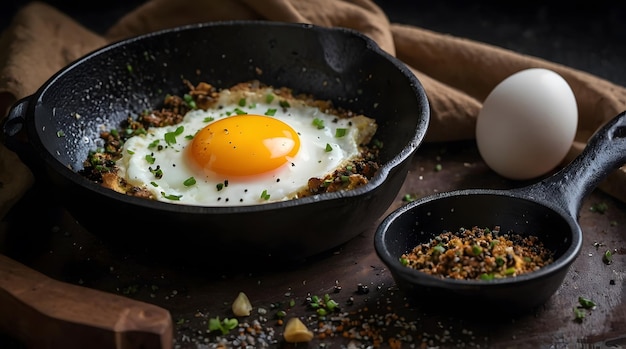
[
  {"xmin": 2, "ymin": 21, "xmax": 429, "ymax": 263},
  {"xmin": 375, "ymin": 110, "xmax": 626, "ymax": 314}
]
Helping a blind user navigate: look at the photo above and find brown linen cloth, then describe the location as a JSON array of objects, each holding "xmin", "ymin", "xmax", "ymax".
[{"xmin": 1, "ymin": 0, "xmax": 626, "ymax": 220}]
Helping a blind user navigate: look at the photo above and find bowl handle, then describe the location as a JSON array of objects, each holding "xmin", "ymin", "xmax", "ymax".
[{"xmin": 0, "ymin": 254, "xmax": 173, "ymax": 349}]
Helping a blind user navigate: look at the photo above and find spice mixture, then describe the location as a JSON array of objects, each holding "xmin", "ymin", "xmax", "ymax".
[{"xmin": 400, "ymin": 226, "xmax": 554, "ymax": 280}]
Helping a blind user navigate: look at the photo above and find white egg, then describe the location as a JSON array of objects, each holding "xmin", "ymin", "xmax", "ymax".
[
  {"xmin": 115, "ymin": 88, "xmax": 370, "ymax": 206},
  {"xmin": 475, "ymin": 68, "xmax": 578, "ymax": 180}
]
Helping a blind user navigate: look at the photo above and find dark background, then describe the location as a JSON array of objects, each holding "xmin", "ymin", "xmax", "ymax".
[{"xmin": 2, "ymin": 0, "xmax": 626, "ymax": 87}]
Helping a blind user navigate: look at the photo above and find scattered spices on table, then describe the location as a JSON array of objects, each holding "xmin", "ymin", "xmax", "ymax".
[{"xmin": 400, "ymin": 226, "xmax": 554, "ymax": 280}]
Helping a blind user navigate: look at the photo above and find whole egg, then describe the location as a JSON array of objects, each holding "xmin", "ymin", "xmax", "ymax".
[{"xmin": 476, "ymin": 68, "xmax": 578, "ymax": 180}]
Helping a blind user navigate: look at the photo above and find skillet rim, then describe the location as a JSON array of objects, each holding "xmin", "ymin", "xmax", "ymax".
[{"xmin": 26, "ymin": 19, "xmax": 430, "ymax": 214}]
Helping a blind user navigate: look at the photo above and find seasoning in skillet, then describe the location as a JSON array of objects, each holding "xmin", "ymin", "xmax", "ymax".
[{"xmin": 400, "ymin": 226, "xmax": 554, "ymax": 280}]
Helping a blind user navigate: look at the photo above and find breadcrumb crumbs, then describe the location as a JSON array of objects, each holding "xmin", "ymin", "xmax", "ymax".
[{"xmin": 400, "ymin": 226, "xmax": 554, "ymax": 280}]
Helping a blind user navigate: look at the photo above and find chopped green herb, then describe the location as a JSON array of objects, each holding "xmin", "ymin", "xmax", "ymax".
[
  {"xmin": 312, "ymin": 118, "xmax": 325, "ymax": 129},
  {"xmin": 603, "ymin": 250, "xmax": 613, "ymax": 265},
  {"xmin": 183, "ymin": 94, "xmax": 197, "ymax": 109},
  {"xmin": 145, "ymin": 154, "xmax": 156, "ymax": 164},
  {"xmin": 574, "ymin": 307, "xmax": 586, "ymax": 322},
  {"xmin": 151, "ymin": 167, "xmax": 163, "ymax": 178},
  {"xmin": 578, "ymin": 296, "xmax": 596, "ymax": 309},
  {"xmin": 335, "ymin": 128, "xmax": 347, "ymax": 137},
  {"xmin": 279, "ymin": 100, "xmax": 290, "ymax": 108},
  {"xmin": 325, "ymin": 143, "xmax": 333, "ymax": 152},
  {"xmin": 238, "ymin": 98, "xmax": 246, "ymax": 107},
  {"xmin": 150, "ymin": 181, "xmax": 158, "ymax": 187},
  {"xmin": 164, "ymin": 126, "xmax": 184, "ymax": 145},
  {"xmin": 234, "ymin": 108, "xmax": 246, "ymax": 115},
  {"xmin": 402, "ymin": 193, "xmax": 418, "ymax": 202},
  {"xmin": 590, "ymin": 202, "xmax": 608, "ymax": 214},
  {"xmin": 432, "ymin": 244, "xmax": 445, "ymax": 254},
  {"xmin": 495, "ymin": 256, "xmax": 505, "ymax": 266},
  {"xmin": 260, "ymin": 189, "xmax": 271, "ymax": 200},
  {"xmin": 161, "ymin": 192, "xmax": 182, "ymax": 201},
  {"xmin": 216, "ymin": 183, "xmax": 224, "ymax": 191},
  {"xmin": 480, "ymin": 273, "xmax": 495, "ymax": 280},
  {"xmin": 148, "ymin": 139, "xmax": 160, "ymax": 148},
  {"xmin": 208, "ymin": 317, "xmax": 238, "ymax": 335},
  {"xmin": 265, "ymin": 108, "xmax": 277, "ymax": 116},
  {"xmin": 203, "ymin": 116, "xmax": 215, "ymax": 122},
  {"xmin": 471, "ymin": 245, "xmax": 482, "ymax": 256},
  {"xmin": 127, "ymin": 149, "xmax": 135, "ymax": 155},
  {"xmin": 56, "ymin": 130, "xmax": 65, "ymax": 137},
  {"xmin": 265, "ymin": 93, "xmax": 275, "ymax": 103},
  {"xmin": 183, "ymin": 177, "xmax": 196, "ymax": 187}
]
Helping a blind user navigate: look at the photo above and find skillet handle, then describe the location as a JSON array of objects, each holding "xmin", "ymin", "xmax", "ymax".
[
  {"xmin": 527, "ymin": 110, "xmax": 626, "ymax": 217},
  {"xmin": 2, "ymin": 96, "xmax": 28, "ymax": 138},
  {"xmin": 0, "ymin": 254, "xmax": 173, "ymax": 349}
]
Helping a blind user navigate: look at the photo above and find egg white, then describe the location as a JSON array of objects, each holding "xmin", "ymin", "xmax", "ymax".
[{"xmin": 116, "ymin": 89, "xmax": 364, "ymax": 206}]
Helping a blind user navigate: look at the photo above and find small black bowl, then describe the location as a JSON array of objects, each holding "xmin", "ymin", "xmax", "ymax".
[
  {"xmin": 375, "ymin": 110, "xmax": 626, "ymax": 313},
  {"xmin": 3, "ymin": 20, "xmax": 429, "ymax": 263}
]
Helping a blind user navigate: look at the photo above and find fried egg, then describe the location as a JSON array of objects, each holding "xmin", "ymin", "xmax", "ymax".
[{"xmin": 115, "ymin": 85, "xmax": 377, "ymax": 206}]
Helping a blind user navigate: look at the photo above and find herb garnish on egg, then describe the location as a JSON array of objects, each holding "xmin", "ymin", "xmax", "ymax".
[{"xmin": 80, "ymin": 80, "xmax": 381, "ymax": 206}]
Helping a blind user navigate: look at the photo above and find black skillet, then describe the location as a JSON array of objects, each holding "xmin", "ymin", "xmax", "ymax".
[
  {"xmin": 375, "ymin": 110, "xmax": 626, "ymax": 313},
  {"xmin": 2, "ymin": 21, "xmax": 429, "ymax": 264}
]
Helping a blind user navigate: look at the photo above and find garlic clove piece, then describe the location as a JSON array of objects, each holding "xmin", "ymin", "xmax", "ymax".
[
  {"xmin": 283, "ymin": 317, "xmax": 314, "ymax": 343},
  {"xmin": 232, "ymin": 291, "xmax": 253, "ymax": 316}
]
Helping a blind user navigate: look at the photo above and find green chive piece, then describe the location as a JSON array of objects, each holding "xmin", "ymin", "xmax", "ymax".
[
  {"xmin": 313, "ymin": 118, "xmax": 325, "ymax": 129},
  {"xmin": 335, "ymin": 128, "xmax": 347, "ymax": 137},
  {"xmin": 161, "ymin": 192, "xmax": 182, "ymax": 201},
  {"xmin": 279, "ymin": 100, "xmax": 290, "ymax": 108},
  {"xmin": 325, "ymin": 143, "xmax": 333, "ymax": 152},
  {"xmin": 480, "ymin": 273, "xmax": 495, "ymax": 281},
  {"xmin": 260, "ymin": 189, "xmax": 271, "ymax": 200},
  {"xmin": 472, "ymin": 245, "xmax": 482, "ymax": 256},
  {"xmin": 265, "ymin": 94, "xmax": 275, "ymax": 103},
  {"xmin": 265, "ymin": 108, "xmax": 277, "ymax": 116},
  {"xmin": 145, "ymin": 154, "xmax": 156, "ymax": 164},
  {"xmin": 578, "ymin": 296, "xmax": 596, "ymax": 309},
  {"xmin": 238, "ymin": 98, "xmax": 246, "ymax": 106},
  {"xmin": 183, "ymin": 177, "xmax": 196, "ymax": 187},
  {"xmin": 164, "ymin": 126, "xmax": 184, "ymax": 145},
  {"xmin": 603, "ymin": 250, "xmax": 613, "ymax": 265}
]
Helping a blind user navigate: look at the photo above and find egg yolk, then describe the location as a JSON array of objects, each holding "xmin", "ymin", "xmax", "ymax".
[{"xmin": 188, "ymin": 114, "xmax": 301, "ymax": 177}]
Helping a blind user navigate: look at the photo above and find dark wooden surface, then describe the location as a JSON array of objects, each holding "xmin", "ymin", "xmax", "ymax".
[
  {"xmin": 1, "ymin": 140, "xmax": 625, "ymax": 348},
  {"xmin": 2, "ymin": 1, "xmax": 626, "ymax": 348}
]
